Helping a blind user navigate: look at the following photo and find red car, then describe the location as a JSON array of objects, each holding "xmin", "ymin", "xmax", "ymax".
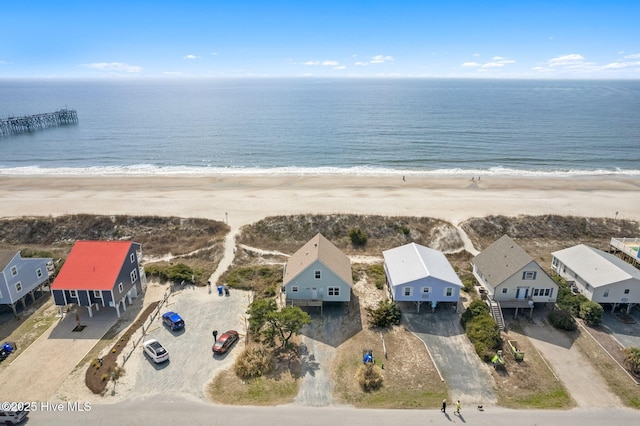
[{"xmin": 212, "ymin": 330, "xmax": 239, "ymax": 354}]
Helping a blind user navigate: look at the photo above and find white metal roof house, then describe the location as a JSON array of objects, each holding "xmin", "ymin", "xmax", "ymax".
[
  {"xmin": 471, "ymin": 235, "xmax": 558, "ymax": 324},
  {"xmin": 552, "ymin": 244, "xmax": 640, "ymax": 313},
  {"xmin": 283, "ymin": 233, "xmax": 352, "ymax": 307},
  {"xmin": 0, "ymin": 250, "xmax": 53, "ymax": 317},
  {"xmin": 383, "ymin": 242, "xmax": 462, "ymax": 313}
]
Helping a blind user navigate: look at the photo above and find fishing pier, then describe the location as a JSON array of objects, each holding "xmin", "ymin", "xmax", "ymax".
[{"xmin": 0, "ymin": 109, "xmax": 78, "ymax": 136}]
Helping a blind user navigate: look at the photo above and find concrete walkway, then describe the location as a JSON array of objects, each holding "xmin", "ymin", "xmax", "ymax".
[{"xmin": 522, "ymin": 313, "xmax": 621, "ymax": 408}]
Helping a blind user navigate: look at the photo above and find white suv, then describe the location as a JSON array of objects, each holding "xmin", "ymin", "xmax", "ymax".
[{"xmin": 0, "ymin": 409, "xmax": 28, "ymax": 425}]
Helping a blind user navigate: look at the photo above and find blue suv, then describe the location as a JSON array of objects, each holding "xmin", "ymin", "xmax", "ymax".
[{"xmin": 162, "ymin": 311, "xmax": 185, "ymax": 331}]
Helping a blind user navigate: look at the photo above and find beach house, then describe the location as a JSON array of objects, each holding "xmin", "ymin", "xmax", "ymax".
[
  {"xmin": 383, "ymin": 242, "xmax": 462, "ymax": 312},
  {"xmin": 0, "ymin": 250, "xmax": 53, "ymax": 317},
  {"xmin": 51, "ymin": 241, "xmax": 146, "ymax": 318},
  {"xmin": 282, "ymin": 233, "xmax": 352, "ymax": 309},
  {"xmin": 472, "ymin": 235, "xmax": 558, "ymax": 326},
  {"xmin": 552, "ymin": 244, "xmax": 640, "ymax": 313}
]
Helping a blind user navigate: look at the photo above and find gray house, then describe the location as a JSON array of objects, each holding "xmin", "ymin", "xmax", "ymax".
[
  {"xmin": 552, "ymin": 244, "xmax": 640, "ymax": 313},
  {"xmin": 472, "ymin": 235, "xmax": 558, "ymax": 324},
  {"xmin": 51, "ymin": 241, "xmax": 146, "ymax": 318},
  {"xmin": 283, "ymin": 233, "xmax": 352, "ymax": 307},
  {"xmin": 0, "ymin": 250, "xmax": 53, "ymax": 317},
  {"xmin": 383, "ymin": 242, "xmax": 462, "ymax": 312}
]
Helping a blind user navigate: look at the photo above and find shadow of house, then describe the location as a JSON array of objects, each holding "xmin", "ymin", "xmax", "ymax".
[
  {"xmin": 299, "ymin": 293, "xmax": 363, "ymax": 348},
  {"xmin": 0, "ymin": 250, "xmax": 53, "ymax": 319}
]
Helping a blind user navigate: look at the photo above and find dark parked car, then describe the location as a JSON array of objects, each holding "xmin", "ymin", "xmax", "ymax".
[
  {"xmin": 212, "ymin": 330, "xmax": 239, "ymax": 354},
  {"xmin": 162, "ymin": 311, "xmax": 185, "ymax": 331}
]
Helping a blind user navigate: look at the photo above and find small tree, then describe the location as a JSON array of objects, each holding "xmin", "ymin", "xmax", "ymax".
[
  {"xmin": 624, "ymin": 347, "xmax": 640, "ymax": 377},
  {"xmin": 365, "ymin": 300, "xmax": 401, "ymax": 328},
  {"xmin": 246, "ymin": 299, "xmax": 277, "ymax": 338},
  {"xmin": 548, "ymin": 308, "xmax": 577, "ymax": 331},
  {"xmin": 349, "ymin": 228, "xmax": 368, "ymax": 248},
  {"xmin": 579, "ymin": 301, "xmax": 604, "ymax": 326},
  {"xmin": 264, "ymin": 306, "xmax": 311, "ymax": 349}
]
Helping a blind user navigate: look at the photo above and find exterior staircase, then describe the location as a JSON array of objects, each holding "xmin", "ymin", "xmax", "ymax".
[{"xmin": 488, "ymin": 299, "xmax": 505, "ymax": 331}]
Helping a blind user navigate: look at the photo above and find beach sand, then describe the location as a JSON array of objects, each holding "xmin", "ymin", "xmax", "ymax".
[{"xmin": 0, "ymin": 174, "xmax": 638, "ymax": 225}]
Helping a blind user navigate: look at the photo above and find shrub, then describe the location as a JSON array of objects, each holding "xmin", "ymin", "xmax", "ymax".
[
  {"xmin": 233, "ymin": 345, "xmax": 274, "ymax": 380},
  {"xmin": 367, "ymin": 264, "xmax": 387, "ymax": 290},
  {"xmin": 579, "ymin": 301, "xmax": 604, "ymax": 326},
  {"xmin": 460, "ymin": 299, "xmax": 490, "ymax": 328},
  {"xmin": 365, "ymin": 300, "xmax": 401, "ymax": 328},
  {"xmin": 548, "ymin": 308, "xmax": 577, "ymax": 331},
  {"xmin": 349, "ymin": 228, "xmax": 368, "ymax": 248},
  {"xmin": 356, "ymin": 363, "xmax": 384, "ymax": 392},
  {"xmin": 466, "ymin": 315, "xmax": 501, "ymax": 351},
  {"xmin": 624, "ymin": 347, "xmax": 640, "ymax": 377}
]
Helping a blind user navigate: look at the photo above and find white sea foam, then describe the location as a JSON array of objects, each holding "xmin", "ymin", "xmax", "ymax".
[{"xmin": 1, "ymin": 165, "xmax": 639, "ymax": 177}]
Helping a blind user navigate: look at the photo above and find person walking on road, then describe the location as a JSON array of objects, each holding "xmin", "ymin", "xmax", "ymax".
[
  {"xmin": 441, "ymin": 399, "xmax": 446, "ymax": 413},
  {"xmin": 455, "ymin": 400, "xmax": 461, "ymax": 415}
]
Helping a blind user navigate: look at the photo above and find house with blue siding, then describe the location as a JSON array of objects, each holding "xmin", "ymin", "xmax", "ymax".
[
  {"xmin": 51, "ymin": 241, "xmax": 146, "ymax": 318},
  {"xmin": 283, "ymin": 233, "xmax": 352, "ymax": 306},
  {"xmin": 0, "ymin": 250, "xmax": 53, "ymax": 317},
  {"xmin": 383, "ymin": 242, "xmax": 462, "ymax": 313}
]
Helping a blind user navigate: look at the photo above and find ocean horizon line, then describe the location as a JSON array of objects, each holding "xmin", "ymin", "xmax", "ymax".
[{"xmin": 1, "ymin": 165, "xmax": 639, "ymax": 178}]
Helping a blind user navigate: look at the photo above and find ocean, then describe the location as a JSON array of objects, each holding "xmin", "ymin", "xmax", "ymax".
[{"xmin": 1, "ymin": 78, "xmax": 639, "ymax": 177}]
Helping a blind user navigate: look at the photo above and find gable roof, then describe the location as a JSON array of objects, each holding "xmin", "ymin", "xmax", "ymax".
[
  {"xmin": 283, "ymin": 233, "xmax": 352, "ymax": 286},
  {"xmin": 552, "ymin": 244, "xmax": 640, "ymax": 287},
  {"xmin": 52, "ymin": 241, "xmax": 139, "ymax": 291},
  {"xmin": 383, "ymin": 243, "xmax": 462, "ymax": 287},
  {"xmin": 0, "ymin": 250, "xmax": 19, "ymax": 269},
  {"xmin": 472, "ymin": 235, "xmax": 534, "ymax": 285}
]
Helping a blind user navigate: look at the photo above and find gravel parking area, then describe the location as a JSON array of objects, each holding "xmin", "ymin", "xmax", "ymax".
[
  {"xmin": 120, "ymin": 285, "xmax": 250, "ymax": 400},
  {"xmin": 600, "ymin": 309, "xmax": 640, "ymax": 349}
]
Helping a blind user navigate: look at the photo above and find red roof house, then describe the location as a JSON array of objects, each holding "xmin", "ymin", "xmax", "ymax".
[{"xmin": 52, "ymin": 241, "xmax": 146, "ymax": 318}]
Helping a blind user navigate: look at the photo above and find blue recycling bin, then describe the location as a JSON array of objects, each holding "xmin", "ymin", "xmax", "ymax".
[{"xmin": 217, "ymin": 286, "xmax": 223, "ymax": 296}]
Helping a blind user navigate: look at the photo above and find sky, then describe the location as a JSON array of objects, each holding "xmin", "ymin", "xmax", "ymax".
[{"xmin": 1, "ymin": 0, "xmax": 639, "ymax": 79}]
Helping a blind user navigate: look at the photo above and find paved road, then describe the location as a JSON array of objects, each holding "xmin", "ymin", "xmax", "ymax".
[
  {"xmin": 522, "ymin": 311, "xmax": 621, "ymax": 407},
  {"xmin": 404, "ymin": 307, "xmax": 497, "ymax": 405},
  {"xmin": 26, "ymin": 393, "xmax": 640, "ymax": 426}
]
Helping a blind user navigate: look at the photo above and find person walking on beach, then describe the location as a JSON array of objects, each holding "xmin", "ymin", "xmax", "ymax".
[
  {"xmin": 441, "ymin": 399, "xmax": 446, "ymax": 413},
  {"xmin": 455, "ymin": 400, "xmax": 461, "ymax": 415}
]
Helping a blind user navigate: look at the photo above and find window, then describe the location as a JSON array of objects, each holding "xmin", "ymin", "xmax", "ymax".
[
  {"xmin": 533, "ymin": 289, "xmax": 539, "ymax": 296},
  {"xmin": 523, "ymin": 271, "xmax": 537, "ymax": 280},
  {"xmin": 544, "ymin": 288, "xmax": 553, "ymax": 297},
  {"xmin": 36, "ymin": 268, "xmax": 43, "ymax": 278},
  {"xmin": 314, "ymin": 270, "xmax": 321, "ymax": 279},
  {"xmin": 10, "ymin": 266, "xmax": 18, "ymax": 276},
  {"xmin": 328, "ymin": 287, "xmax": 340, "ymax": 296},
  {"xmin": 70, "ymin": 290, "xmax": 77, "ymax": 298},
  {"xmin": 15, "ymin": 282, "xmax": 22, "ymax": 292},
  {"xmin": 624, "ymin": 289, "xmax": 630, "ymax": 294},
  {"xmin": 421, "ymin": 287, "xmax": 430, "ymax": 294},
  {"xmin": 552, "ymin": 257, "xmax": 558, "ymax": 267},
  {"xmin": 603, "ymin": 289, "xmax": 609, "ymax": 298},
  {"xmin": 292, "ymin": 286, "xmax": 299, "ymax": 293},
  {"xmin": 445, "ymin": 287, "xmax": 453, "ymax": 297},
  {"xmin": 130, "ymin": 269, "xmax": 138, "ymax": 283},
  {"xmin": 130, "ymin": 253, "xmax": 135, "ymax": 263},
  {"xmin": 94, "ymin": 290, "xmax": 102, "ymax": 298},
  {"xmin": 403, "ymin": 287, "xmax": 412, "ymax": 297},
  {"xmin": 502, "ymin": 288, "xmax": 508, "ymax": 294},
  {"xmin": 118, "ymin": 283, "xmax": 124, "ymax": 293}
]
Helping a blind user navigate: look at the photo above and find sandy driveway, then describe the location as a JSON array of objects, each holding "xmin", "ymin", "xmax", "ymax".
[{"xmin": 522, "ymin": 312, "xmax": 621, "ymax": 408}]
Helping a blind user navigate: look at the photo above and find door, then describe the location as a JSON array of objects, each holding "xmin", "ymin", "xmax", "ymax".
[
  {"xmin": 311, "ymin": 287, "xmax": 317, "ymax": 299},
  {"xmin": 516, "ymin": 287, "xmax": 529, "ymax": 299}
]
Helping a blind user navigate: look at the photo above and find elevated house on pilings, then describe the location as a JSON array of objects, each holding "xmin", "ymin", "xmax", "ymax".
[
  {"xmin": 0, "ymin": 251, "xmax": 54, "ymax": 318},
  {"xmin": 552, "ymin": 244, "xmax": 640, "ymax": 313},
  {"xmin": 472, "ymin": 235, "xmax": 558, "ymax": 328},
  {"xmin": 609, "ymin": 237, "xmax": 640, "ymax": 267},
  {"xmin": 51, "ymin": 241, "xmax": 146, "ymax": 319},
  {"xmin": 383, "ymin": 242, "xmax": 462, "ymax": 313}
]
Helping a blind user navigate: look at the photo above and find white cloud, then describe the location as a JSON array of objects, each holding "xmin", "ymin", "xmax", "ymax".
[
  {"xmin": 81, "ymin": 62, "xmax": 142, "ymax": 73},
  {"xmin": 461, "ymin": 57, "xmax": 515, "ymax": 70},
  {"xmin": 322, "ymin": 60, "xmax": 339, "ymax": 66},
  {"xmin": 334, "ymin": 65, "xmax": 347, "ymax": 70},
  {"xmin": 548, "ymin": 54, "xmax": 585, "ymax": 66},
  {"xmin": 355, "ymin": 61, "xmax": 368, "ymax": 66},
  {"xmin": 183, "ymin": 54, "xmax": 201, "ymax": 60},
  {"xmin": 462, "ymin": 62, "xmax": 481, "ymax": 68},
  {"xmin": 472, "ymin": 53, "xmax": 480, "ymax": 57},
  {"xmin": 370, "ymin": 55, "xmax": 394, "ymax": 64},
  {"xmin": 304, "ymin": 61, "xmax": 321, "ymax": 65},
  {"xmin": 304, "ymin": 60, "xmax": 342, "ymax": 67},
  {"xmin": 603, "ymin": 62, "xmax": 629, "ymax": 69},
  {"xmin": 624, "ymin": 53, "xmax": 640, "ymax": 59}
]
